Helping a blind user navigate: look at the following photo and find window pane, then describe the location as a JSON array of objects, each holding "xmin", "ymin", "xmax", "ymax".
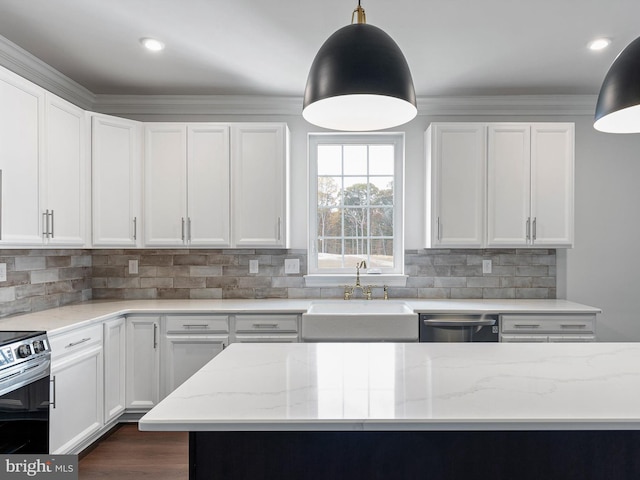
[
  {"xmin": 343, "ymin": 207, "xmax": 367, "ymax": 239},
  {"xmin": 370, "ymin": 180, "xmax": 393, "ymax": 205},
  {"xmin": 318, "ymin": 177, "xmax": 342, "ymax": 207},
  {"xmin": 343, "ymin": 145, "xmax": 367, "ymax": 175},
  {"xmin": 370, "ymin": 239, "xmax": 394, "ymax": 268},
  {"xmin": 370, "ymin": 207, "xmax": 393, "ymax": 236},
  {"xmin": 317, "ymin": 208, "xmax": 342, "ymax": 238},
  {"xmin": 318, "ymin": 145, "xmax": 343, "ymax": 175},
  {"xmin": 369, "ymin": 145, "xmax": 395, "ymax": 175},
  {"xmin": 342, "ymin": 179, "xmax": 368, "ymax": 206}
]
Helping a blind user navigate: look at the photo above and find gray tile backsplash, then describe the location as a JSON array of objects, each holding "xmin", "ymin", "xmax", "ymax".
[{"xmin": 0, "ymin": 248, "xmax": 556, "ymax": 318}]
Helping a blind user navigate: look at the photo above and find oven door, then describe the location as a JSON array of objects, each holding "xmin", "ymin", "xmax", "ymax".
[{"xmin": 0, "ymin": 357, "xmax": 50, "ymax": 454}]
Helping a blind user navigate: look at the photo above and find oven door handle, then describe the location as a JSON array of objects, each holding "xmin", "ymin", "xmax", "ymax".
[
  {"xmin": 422, "ymin": 318, "xmax": 497, "ymax": 327},
  {"xmin": 0, "ymin": 356, "xmax": 51, "ymax": 398}
]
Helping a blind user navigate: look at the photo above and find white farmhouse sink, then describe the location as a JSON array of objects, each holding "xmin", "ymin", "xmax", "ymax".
[{"xmin": 301, "ymin": 300, "xmax": 418, "ymax": 342}]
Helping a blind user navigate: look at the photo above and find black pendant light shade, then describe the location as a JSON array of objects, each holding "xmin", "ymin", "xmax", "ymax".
[
  {"xmin": 594, "ymin": 36, "xmax": 640, "ymax": 133},
  {"xmin": 303, "ymin": 21, "xmax": 417, "ymax": 131}
]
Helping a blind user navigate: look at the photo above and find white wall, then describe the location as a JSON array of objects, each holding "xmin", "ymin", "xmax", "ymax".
[{"xmin": 128, "ymin": 111, "xmax": 640, "ymax": 341}]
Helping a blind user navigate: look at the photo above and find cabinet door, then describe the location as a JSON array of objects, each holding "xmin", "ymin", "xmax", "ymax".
[
  {"xmin": 104, "ymin": 317, "xmax": 126, "ymax": 423},
  {"xmin": 530, "ymin": 123, "xmax": 574, "ymax": 247},
  {"xmin": 50, "ymin": 345, "xmax": 103, "ymax": 454},
  {"xmin": 162, "ymin": 335, "xmax": 227, "ymax": 398},
  {"xmin": 187, "ymin": 125, "xmax": 230, "ymax": 246},
  {"xmin": 427, "ymin": 124, "xmax": 486, "ymax": 247},
  {"xmin": 144, "ymin": 124, "xmax": 187, "ymax": 246},
  {"xmin": 44, "ymin": 94, "xmax": 87, "ymax": 246},
  {"xmin": 231, "ymin": 124, "xmax": 288, "ymax": 247},
  {"xmin": 487, "ymin": 124, "xmax": 531, "ymax": 247},
  {"xmin": 0, "ymin": 67, "xmax": 44, "ymax": 245},
  {"xmin": 92, "ymin": 114, "xmax": 142, "ymax": 247},
  {"xmin": 125, "ymin": 316, "xmax": 160, "ymax": 410}
]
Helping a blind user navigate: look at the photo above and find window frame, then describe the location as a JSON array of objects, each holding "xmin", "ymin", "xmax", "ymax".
[{"xmin": 307, "ymin": 132, "xmax": 405, "ymax": 276}]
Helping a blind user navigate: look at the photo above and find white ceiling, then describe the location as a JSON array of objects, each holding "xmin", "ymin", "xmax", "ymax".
[{"xmin": 1, "ymin": 0, "xmax": 639, "ymax": 98}]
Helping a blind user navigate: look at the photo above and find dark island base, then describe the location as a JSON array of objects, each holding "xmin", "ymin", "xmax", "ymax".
[{"xmin": 190, "ymin": 430, "xmax": 640, "ymax": 480}]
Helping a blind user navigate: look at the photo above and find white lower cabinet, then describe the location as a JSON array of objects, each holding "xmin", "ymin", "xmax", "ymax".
[
  {"xmin": 103, "ymin": 316, "xmax": 126, "ymax": 423},
  {"xmin": 125, "ymin": 315, "xmax": 160, "ymax": 410},
  {"xmin": 161, "ymin": 315, "xmax": 229, "ymax": 398},
  {"xmin": 500, "ymin": 314, "xmax": 596, "ymax": 342},
  {"xmin": 49, "ymin": 324, "xmax": 103, "ymax": 454},
  {"xmin": 233, "ymin": 314, "xmax": 300, "ymax": 343}
]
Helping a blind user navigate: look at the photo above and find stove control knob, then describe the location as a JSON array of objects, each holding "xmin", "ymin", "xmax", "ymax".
[
  {"xmin": 32, "ymin": 340, "xmax": 46, "ymax": 354},
  {"xmin": 16, "ymin": 344, "xmax": 32, "ymax": 358}
]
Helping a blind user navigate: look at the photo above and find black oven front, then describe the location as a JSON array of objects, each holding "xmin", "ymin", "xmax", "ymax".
[{"xmin": 0, "ymin": 331, "xmax": 51, "ymax": 454}]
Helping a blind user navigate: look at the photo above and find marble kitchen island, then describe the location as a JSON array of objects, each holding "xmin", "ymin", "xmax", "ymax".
[{"xmin": 139, "ymin": 342, "xmax": 640, "ymax": 479}]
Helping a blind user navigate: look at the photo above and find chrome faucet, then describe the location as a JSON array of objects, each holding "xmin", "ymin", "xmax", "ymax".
[{"xmin": 344, "ymin": 261, "xmax": 372, "ymax": 300}]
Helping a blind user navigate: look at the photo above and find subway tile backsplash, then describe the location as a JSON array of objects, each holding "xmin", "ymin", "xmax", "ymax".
[{"xmin": 0, "ymin": 248, "xmax": 556, "ymax": 318}]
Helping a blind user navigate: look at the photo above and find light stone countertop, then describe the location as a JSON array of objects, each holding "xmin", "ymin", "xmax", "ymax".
[
  {"xmin": 139, "ymin": 341, "xmax": 640, "ymax": 432},
  {"xmin": 0, "ymin": 298, "xmax": 601, "ymax": 335}
]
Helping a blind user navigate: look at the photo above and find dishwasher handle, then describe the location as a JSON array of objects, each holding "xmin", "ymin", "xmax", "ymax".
[{"xmin": 421, "ymin": 316, "xmax": 497, "ymax": 327}]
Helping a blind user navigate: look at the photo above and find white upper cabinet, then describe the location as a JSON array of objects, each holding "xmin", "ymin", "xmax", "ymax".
[
  {"xmin": 231, "ymin": 123, "xmax": 288, "ymax": 248},
  {"xmin": 144, "ymin": 123, "xmax": 231, "ymax": 247},
  {"xmin": 187, "ymin": 125, "xmax": 231, "ymax": 247},
  {"xmin": 529, "ymin": 124, "xmax": 574, "ymax": 246},
  {"xmin": 0, "ymin": 67, "xmax": 44, "ymax": 245},
  {"xmin": 144, "ymin": 122, "xmax": 287, "ymax": 248},
  {"xmin": 487, "ymin": 124, "xmax": 531, "ymax": 246},
  {"xmin": 487, "ymin": 123, "xmax": 574, "ymax": 247},
  {"xmin": 426, "ymin": 123, "xmax": 486, "ymax": 248},
  {"xmin": 144, "ymin": 124, "xmax": 189, "ymax": 246},
  {"xmin": 43, "ymin": 94, "xmax": 88, "ymax": 246},
  {"xmin": 91, "ymin": 113, "xmax": 142, "ymax": 247}
]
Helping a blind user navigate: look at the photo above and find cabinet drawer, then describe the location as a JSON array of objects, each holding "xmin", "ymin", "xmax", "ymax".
[
  {"xmin": 49, "ymin": 323, "xmax": 103, "ymax": 359},
  {"xmin": 501, "ymin": 314, "xmax": 595, "ymax": 334},
  {"xmin": 165, "ymin": 315, "xmax": 229, "ymax": 334},
  {"xmin": 235, "ymin": 315, "xmax": 299, "ymax": 333}
]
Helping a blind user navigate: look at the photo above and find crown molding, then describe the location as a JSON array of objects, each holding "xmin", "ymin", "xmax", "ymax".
[
  {"xmin": 93, "ymin": 94, "xmax": 303, "ymax": 116},
  {"xmin": 0, "ymin": 35, "xmax": 95, "ymax": 110},
  {"xmin": 417, "ymin": 95, "xmax": 598, "ymax": 116},
  {"xmin": 0, "ymin": 33, "xmax": 597, "ymax": 118}
]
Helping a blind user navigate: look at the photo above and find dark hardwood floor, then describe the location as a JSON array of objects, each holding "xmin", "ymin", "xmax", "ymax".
[{"xmin": 78, "ymin": 424, "xmax": 188, "ymax": 480}]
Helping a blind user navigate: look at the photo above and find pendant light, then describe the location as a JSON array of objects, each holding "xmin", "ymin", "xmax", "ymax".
[
  {"xmin": 303, "ymin": 1, "xmax": 417, "ymax": 131},
  {"xmin": 594, "ymin": 36, "xmax": 640, "ymax": 133}
]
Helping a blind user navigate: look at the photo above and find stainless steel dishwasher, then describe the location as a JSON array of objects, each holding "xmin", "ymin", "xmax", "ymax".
[{"xmin": 419, "ymin": 314, "xmax": 499, "ymax": 342}]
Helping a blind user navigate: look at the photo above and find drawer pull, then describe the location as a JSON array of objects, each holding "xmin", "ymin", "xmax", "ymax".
[
  {"xmin": 514, "ymin": 324, "xmax": 540, "ymax": 329},
  {"xmin": 252, "ymin": 323, "xmax": 279, "ymax": 329},
  {"xmin": 65, "ymin": 337, "xmax": 91, "ymax": 348},
  {"xmin": 182, "ymin": 324, "xmax": 210, "ymax": 329},
  {"xmin": 561, "ymin": 324, "xmax": 587, "ymax": 329}
]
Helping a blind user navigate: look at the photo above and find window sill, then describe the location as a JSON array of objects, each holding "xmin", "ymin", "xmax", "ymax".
[{"xmin": 304, "ymin": 274, "xmax": 408, "ymax": 288}]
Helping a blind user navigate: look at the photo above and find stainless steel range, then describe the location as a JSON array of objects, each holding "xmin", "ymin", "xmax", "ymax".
[{"xmin": 0, "ymin": 331, "xmax": 51, "ymax": 453}]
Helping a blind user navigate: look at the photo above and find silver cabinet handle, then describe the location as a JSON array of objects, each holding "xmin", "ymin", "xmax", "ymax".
[
  {"xmin": 252, "ymin": 323, "xmax": 279, "ymax": 329},
  {"xmin": 182, "ymin": 324, "xmax": 210, "ymax": 329},
  {"xmin": 65, "ymin": 337, "xmax": 91, "ymax": 348},
  {"xmin": 50, "ymin": 210, "xmax": 54, "ymax": 238},
  {"xmin": 188, "ymin": 217, "xmax": 192, "ymax": 242},
  {"xmin": 133, "ymin": 217, "xmax": 137, "ymax": 241},
  {"xmin": 526, "ymin": 217, "xmax": 531, "ymax": 241},
  {"xmin": 0, "ymin": 169, "xmax": 2, "ymax": 240},
  {"xmin": 277, "ymin": 217, "xmax": 281, "ymax": 241},
  {"xmin": 153, "ymin": 323, "xmax": 158, "ymax": 349},
  {"xmin": 43, "ymin": 210, "xmax": 49, "ymax": 238},
  {"xmin": 437, "ymin": 217, "xmax": 442, "ymax": 240},
  {"xmin": 181, "ymin": 217, "xmax": 185, "ymax": 242},
  {"xmin": 51, "ymin": 376, "xmax": 56, "ymax": 409},
  {"xmin": 532, "ymin": 217, "xmax": 537, "ymax": 241},
  {"xmin": 514, "ymin": 324, "xmax": 540, "ymax": 328},
  {"xmin": 561, "ymin": 324, "xmax": 587, "ymax": 329}
]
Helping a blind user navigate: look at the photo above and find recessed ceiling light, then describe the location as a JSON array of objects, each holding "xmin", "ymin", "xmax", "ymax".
[
  {"xmin": 140, "ymin": 37, "xmax": 165, "ymax": 52},
  {"xmin": 588, "ymin": 38, "xmax": 611, "ymax": 51}
]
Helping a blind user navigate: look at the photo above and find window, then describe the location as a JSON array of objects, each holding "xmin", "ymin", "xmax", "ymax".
[{"xmin": 308, "ymin": 133, "xmax": 404, "ymax": 275}]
